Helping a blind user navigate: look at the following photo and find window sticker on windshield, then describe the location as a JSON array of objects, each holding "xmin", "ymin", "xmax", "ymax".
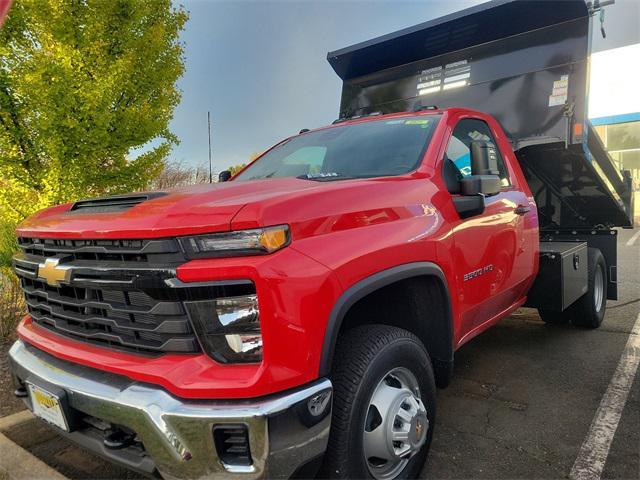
[
  {"xmin": 404, "ymin": 119, "xmax": 431, "ymax": 125},
  {"xmin": 385, "ymin": 120, "xmax": 405, "ymax": 125}
]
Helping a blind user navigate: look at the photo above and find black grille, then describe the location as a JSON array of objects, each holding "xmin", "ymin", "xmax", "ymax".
[
  {"xmin": 14, "ymin": 237, "xmax": 253, "ymax": 356},
  {"xmin": 17, "ymin": 237, "xmax": 184, "ymax": 263}
]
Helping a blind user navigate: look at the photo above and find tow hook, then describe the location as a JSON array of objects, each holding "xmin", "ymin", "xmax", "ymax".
[
  {"xmin": 14, "ymin": 386, "xmax": 28, "ymax": 398},
  {"xmin": 104, "ymin": 429, "xmax": 136, "ymax": 450}
]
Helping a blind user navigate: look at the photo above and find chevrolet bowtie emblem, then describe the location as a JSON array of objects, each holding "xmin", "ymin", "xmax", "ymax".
[{"xmin": 37, "ymin": 258, "xmax": 72, "ymax": 287}]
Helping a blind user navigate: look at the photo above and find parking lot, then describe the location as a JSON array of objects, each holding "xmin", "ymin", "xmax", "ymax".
[{"xmin": 1, "ymin": 228, "xmax": 638, "ymax": 480}]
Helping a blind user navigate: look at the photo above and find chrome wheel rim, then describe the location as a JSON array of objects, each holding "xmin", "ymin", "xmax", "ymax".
[
  {"xmin": 594, "ymin": 264, "xmax": 605, "ymax": 312},
  {"xmin": 363, "ymin": 367, "xmax": 428, "ymax": 480}
]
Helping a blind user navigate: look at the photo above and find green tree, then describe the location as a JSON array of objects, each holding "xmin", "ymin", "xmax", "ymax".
[
  {"xmin": 228, "ymin": 163, "xmax": 247, "ymax": 176},
  {"xmin": 0, "ymin": 0, "xmax": 188, "ymax": 230},
  {"xmin": 224, "ymin": 151, "xmax": 262, "ymax": 178}
]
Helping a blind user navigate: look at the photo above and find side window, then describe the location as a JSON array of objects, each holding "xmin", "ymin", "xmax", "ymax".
[{"xmin": 445, "ymin": 119, "xmax": 511, "ymax": 187}]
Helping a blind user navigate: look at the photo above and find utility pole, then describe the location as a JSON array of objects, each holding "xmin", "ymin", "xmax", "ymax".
[{"xmin": 208, "ymin": 111, "xmax": 213, "ymax": 183}]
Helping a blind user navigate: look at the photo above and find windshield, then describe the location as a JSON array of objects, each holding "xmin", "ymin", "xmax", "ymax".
[{"xmin": 234, "ymin": 115, "xmax": 440, "ymax": 181}]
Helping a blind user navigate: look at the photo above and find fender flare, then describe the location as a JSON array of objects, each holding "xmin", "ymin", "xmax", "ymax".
[{"xmin": 318, "ymin": 262, "xmax": 454, "ymax": 379}]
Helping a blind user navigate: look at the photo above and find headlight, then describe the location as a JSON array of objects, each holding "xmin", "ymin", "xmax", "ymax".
[
  {"xmin": 179, "ymin": 225, "xmax": 290, "ymax": 258},
  {"xmin": 185, "ymin": 294, "xmax": 262, "ymax": 363}
]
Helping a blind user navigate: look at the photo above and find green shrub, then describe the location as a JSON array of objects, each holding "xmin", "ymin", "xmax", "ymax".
[{"xmin": 0, "ymin": 268, "xmax": 23, "ymax": 339}]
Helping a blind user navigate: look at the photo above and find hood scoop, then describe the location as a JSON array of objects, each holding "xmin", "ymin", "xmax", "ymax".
[{"xmin": 69, "ymin": 192, "xmax": 168, "ymax": 213}]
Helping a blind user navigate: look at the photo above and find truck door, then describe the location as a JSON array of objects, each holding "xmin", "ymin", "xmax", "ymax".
[{"xmin": 445, "ymin": 118, "xmax": 535, "ymax": 343}]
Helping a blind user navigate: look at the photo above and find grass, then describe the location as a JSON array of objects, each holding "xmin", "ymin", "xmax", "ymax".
[{"xmin": 0, "ymin": 271, "xmax": 24, "ymax": 340}]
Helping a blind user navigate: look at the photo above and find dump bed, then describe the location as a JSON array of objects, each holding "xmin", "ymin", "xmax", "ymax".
[{"xmin": 327, "ymin": 0, "xmax": 634, "ymax": 229}]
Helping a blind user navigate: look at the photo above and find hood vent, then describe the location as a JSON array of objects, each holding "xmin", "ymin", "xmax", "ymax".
[{"xmin": 70, "ymin": 192, "xmax": 167, "ymax": 213}]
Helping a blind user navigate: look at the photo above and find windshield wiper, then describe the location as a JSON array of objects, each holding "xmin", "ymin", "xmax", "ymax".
[{"xmin": 296, "ymin": 172, "xmax": 357, "ymax": 182}]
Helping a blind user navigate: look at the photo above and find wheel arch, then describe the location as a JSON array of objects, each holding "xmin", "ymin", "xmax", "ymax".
[{"xmin": 319, "ymin": 262, "xmax": 454, "ymax": 387}]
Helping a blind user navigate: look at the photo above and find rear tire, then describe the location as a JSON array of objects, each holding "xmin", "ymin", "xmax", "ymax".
[
  {"xmin": 538, "ymin": 309, "xmax": 569, "ymax": 325},
  {"xmin": 321, "ymin": 325, "xmax": 436, "ymax": 479},
  {"xmin": 569, "ymin": 247, "xmax": 607, "ymax": 329},
  {"xmin": 537, "ymin": 247, "xmax": 607, "ymax": 329}
]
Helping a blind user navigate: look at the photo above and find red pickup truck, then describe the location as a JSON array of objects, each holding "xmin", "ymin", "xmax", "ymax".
[{"xmin": 8, "ymin": 1, "xmax": 633, "ymax": 479}]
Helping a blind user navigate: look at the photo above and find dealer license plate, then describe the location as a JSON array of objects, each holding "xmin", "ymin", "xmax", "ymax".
[{"xmin": 27, "ymin": 383, "xmax": 69, "ymax": 431}]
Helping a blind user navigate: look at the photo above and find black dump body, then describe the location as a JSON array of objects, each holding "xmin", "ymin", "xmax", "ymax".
[{"xmin": 327, "ymin": 0, "xmax": 634, "ymax": 230}]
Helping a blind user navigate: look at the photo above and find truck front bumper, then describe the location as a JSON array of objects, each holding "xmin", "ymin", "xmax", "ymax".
[{"xmin": 9, "ymin": 340, "xmax": 332, "ymax": 479}]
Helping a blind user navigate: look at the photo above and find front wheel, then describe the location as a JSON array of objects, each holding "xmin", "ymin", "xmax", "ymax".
[{"xmin": 321, "ymin": 325, "xmax": 436, "ymax": 479}]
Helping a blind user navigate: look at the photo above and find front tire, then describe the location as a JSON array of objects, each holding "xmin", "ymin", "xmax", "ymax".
[{"xmin": 321, "ymin": 325, "xmax": 436, "ymax": 479}]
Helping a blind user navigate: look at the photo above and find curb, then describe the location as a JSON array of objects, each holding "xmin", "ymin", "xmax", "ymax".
[
  {"xmin": 0, "ymin": 410, "xmax": 32, "ymax": 431},
  {"xmin": 0, "ymin": 411, "xmax": 69, "ymax": 480}
]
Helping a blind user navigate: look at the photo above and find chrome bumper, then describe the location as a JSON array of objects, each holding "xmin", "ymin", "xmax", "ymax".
[{"xmin": 9, "ymin": 340, "xmax": 332, "ymax": 479}]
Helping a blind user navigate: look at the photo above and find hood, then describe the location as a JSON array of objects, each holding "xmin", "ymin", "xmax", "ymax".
[
  {"xmin": 231, "ymin": 175, "xmax": 443, "ymax": 241},
  {"xmin": 17, "ymin": 175, "xmax": 442, "ymax": 242},
  {"xmin": 16, "ymin": 178, "xmax": 323, "ymax": 239}
]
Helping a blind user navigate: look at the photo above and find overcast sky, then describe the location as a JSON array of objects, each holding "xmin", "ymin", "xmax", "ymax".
[{"xmin": 168, "ymin": 0, "xmax": 640, "ymax": 172}]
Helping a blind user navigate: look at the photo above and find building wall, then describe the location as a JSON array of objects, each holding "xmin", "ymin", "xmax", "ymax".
[{"xmin": 589, "ymin": 43, "xmax": 640, "ymax": 192}]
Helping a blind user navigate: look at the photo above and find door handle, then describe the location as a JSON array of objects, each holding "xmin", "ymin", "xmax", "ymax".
[{"xmin": 514, "ymin": 205, "xmax": 530, "ymax": 215}]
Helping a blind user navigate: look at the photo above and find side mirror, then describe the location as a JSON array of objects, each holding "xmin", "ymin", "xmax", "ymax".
[
  {"xmin": 450, "ymin": 141, "xmax": 503, "ymax": 218},
  {"xmin": 218, "ymin": 170, "xmax": 232, "ymax": 182},
  {"xmin": 458, "ymin": 140, "xmax": 502, "ymax": 196},
  {"xmin": 460, "ymin": 175, "xmax": 502, "ymax": 196},
  {"xmin": 453, "ymin": 175, "xmax": 501, "ymax": 218},
  {"xmin": 470, "ymin": 141, "xmax": 499, "ymax": 176}
]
